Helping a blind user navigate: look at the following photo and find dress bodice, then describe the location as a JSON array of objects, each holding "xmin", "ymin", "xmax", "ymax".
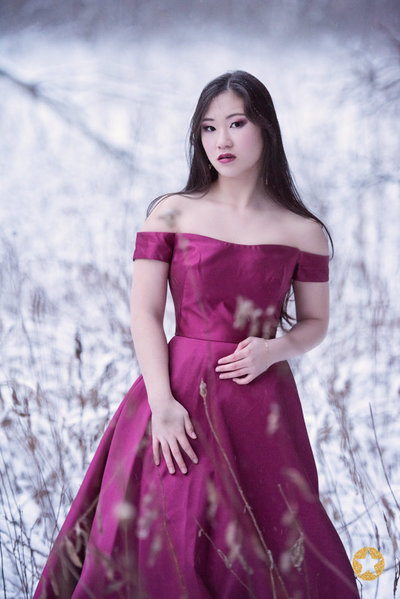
[{"xmin": 133, "ymin": 231, "xmax": 329, "ymax": 343}]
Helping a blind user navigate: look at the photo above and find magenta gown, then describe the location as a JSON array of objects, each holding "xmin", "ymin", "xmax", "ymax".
[{"xmin": 34, "ymin": 232, "xmax": 360, "ymax": 599}]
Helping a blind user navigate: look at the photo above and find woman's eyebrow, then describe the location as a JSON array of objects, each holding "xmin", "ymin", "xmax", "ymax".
[{"xmin": 201, "ymin": 112, "xmax": 246, "ymax": 122}]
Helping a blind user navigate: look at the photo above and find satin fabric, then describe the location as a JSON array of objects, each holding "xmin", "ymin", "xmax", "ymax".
[{"xmin": 34, "ymin": 232, "xmax": 360, "ymax": 599}]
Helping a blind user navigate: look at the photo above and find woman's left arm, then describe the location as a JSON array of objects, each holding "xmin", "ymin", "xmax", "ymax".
[{"xmin": 215, "ymin": 280, "xmax": 329, "ymax": 384}]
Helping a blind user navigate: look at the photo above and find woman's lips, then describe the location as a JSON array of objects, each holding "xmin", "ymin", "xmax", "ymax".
[{"xmin": 218, "ymin": 153, "xmax": 236, "ymax": 164}]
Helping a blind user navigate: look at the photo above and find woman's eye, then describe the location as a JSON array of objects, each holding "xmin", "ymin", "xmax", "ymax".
[
  {"xmin": 231, "ymin": 120, "xmax": 246, "ymax": 129},
  {"xmin": 202, "ymin": 125, "xmax": 215, "ymax": 132}
]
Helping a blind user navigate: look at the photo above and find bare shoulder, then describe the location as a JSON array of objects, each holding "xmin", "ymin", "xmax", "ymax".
[
  {"xmin": 141, "ymin": 193, "xmax": 189, "ymax": 232},
  {"xmin": 283, "ymin": 212, "xmax": 330, "ymax": 255}
]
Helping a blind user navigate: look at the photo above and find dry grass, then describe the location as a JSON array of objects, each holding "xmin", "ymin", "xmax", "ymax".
[{"xmin": 0, "ymin": 25, "xmax": 399, "ymax": 599}]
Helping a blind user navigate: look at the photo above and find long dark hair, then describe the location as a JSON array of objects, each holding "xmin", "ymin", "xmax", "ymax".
[{"xmin": 148, "ymin": 70, "xmax": 333, "ymax": 327}]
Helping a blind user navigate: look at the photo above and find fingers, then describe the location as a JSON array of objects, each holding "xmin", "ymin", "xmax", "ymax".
[
  {"xmin": 236, "ymin": 337, "xmax": 251, "ymax": 350},
  {"xmin": 157, "ymin": 439, "xmax": 176, "ymax": 474},
  {"xmin": 219, "ymin": 366, "xmax": 248, "ymax": 380},
  {"xmin": 180, "ymin": 435, "xmax": 198, "ymax": 465},
  {"xmin": 218, "ymin": 347, "xmax": 249, "ymax": 364},
  {"xmin": 216, "ymin": 351, "xmax": 248, "ymax": 379},
  {"xmin": 217, "ymin": 351, "xmax": 238, "ymax": 365},
  {"xmin": 217, "ymin": 351, "xmax": 247, "ymax": 370},
  {"xmin": 152, "ymin": 415, "xmax": 198, "ymax": 475},
  {"xmin": 217, "ymin": 338, "xmax": 253, "ymax": 367},
  {"xmin": 152, "ymin": 436, "xmax": 160, "ymax": 467},
  {"xmin": 184, "ymin": 413, "xmax": 197, "ymax": 440},
  {"xmin": 183, "ymin": 415, "xmax": 199, "ymax": 463},
  {"xmin": 216, "ymin": 337, "xmax": 268, "ymax": 383},
  {"xmin": 233, "ymin": 374, "xmax": 253, "ymax": 385},
  {"xmin": 168, "ymin": 439, "xmax": 188, "ymax": 475},
  {"xmin": 217, "ymin": 338, "xmax": 250, "ymax": 365},
  {"xmin": 157, "ymin": 437, "xmax": 198, "ymax": 475}
]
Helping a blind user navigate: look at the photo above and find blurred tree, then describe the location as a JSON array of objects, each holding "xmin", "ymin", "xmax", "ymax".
[{"xmin": 0, "ymin": 0, "xmax": 399, "ymax": 40}]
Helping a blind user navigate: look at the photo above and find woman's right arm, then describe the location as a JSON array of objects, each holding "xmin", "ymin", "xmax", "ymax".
[{"xmin": 130, "ymin": 256, "xmax": 198, "ymax": 475}]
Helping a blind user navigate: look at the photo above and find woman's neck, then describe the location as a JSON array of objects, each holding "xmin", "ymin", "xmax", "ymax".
[{"xmin": 211, "ymin": 174, "xmax": 269, "ymax": 211}]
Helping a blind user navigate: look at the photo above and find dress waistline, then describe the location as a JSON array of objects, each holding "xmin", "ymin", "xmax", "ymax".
[
  {"xmin": 172, "ymin": 333, "xmax": 275, "ymax": 344},
  {"xmin": 172, "ymin": 334, "xmax": 238, "ymax": 345}
]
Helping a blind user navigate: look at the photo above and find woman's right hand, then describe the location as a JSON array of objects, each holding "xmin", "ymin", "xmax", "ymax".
[{"xmin": 150, "ymin": 398, "xmax": 198, "ymax": 475}]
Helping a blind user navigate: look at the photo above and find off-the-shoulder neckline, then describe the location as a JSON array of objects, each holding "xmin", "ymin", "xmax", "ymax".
[{"xmin": 137, "ymin": 231, "xmax": 329, "ymax": 257}]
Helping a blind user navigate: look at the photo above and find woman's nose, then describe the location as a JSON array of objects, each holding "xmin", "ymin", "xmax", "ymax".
[{"xmin": 217, "ymin": 128, "xmax": 232, "ymax": 148}]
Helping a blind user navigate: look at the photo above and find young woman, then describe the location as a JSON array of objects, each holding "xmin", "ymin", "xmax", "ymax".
[{"xmin": 34, "ymin": 71, "xmax": 360, "ymax": 598}]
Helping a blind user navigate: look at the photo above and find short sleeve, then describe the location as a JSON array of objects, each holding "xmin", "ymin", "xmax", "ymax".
[
  {"xmin": 133, "ymin": 232, "xmax": 175, "ymax": 263},
  {"xmin": 293, "ymin": 250, "xmax": 329, "ymax": 282}
]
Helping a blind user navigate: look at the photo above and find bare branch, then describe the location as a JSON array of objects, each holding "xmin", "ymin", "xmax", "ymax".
[{"xmin": 0, "ymin": 67, "xmax": 134, "ymax": 167}]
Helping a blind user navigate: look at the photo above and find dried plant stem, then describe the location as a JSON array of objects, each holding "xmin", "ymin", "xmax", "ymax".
[
  {"xmin": 369, "ymin": 403, "xmax": 400, "ymax": 512},
  {"xmin": 199, "ymin": 379, "xmax": 290, "ymax": 599},
  {"xmin": 157, "ymin": 470, "xmax": 189, "ymax": 599},
  {"xmin": 393, "ymin": 558, "xmax": 399, "ymax": 598},
  {"xmin": 195, "ymin": 519, "xmax": 258, "ymax": 599},
  {"xmin": 278, "ymin": 484, "xmax": 361, "ymax": 596},
  {"xmin": 0, "ymin": 532, "xmax": 7, "ymax": 599}
]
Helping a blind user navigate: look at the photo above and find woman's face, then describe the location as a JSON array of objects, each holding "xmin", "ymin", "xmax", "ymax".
[{"xmin": 200, "ymin": 90, "xmax": 264, "ymax": 180}]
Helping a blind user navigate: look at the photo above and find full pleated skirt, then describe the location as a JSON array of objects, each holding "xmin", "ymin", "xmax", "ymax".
[{"xmin": 34, "ymin": 336, "xmax": 360, "ymax": 599}]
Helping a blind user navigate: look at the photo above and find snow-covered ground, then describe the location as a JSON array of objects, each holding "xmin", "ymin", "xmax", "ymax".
[{"xmin": 0, "ymin": 22, "xmax": 399, "ymax": 598}]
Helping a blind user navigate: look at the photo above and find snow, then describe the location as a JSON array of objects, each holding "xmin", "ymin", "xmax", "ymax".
[{"xmin": 0, "ymin": 20, "xmax": 399, "ymax": 599}]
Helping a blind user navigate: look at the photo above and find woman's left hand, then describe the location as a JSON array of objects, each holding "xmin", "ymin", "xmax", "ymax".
[{"xmin": 215, "ymin": 337, "xmax": 271, "ymax": 385}]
